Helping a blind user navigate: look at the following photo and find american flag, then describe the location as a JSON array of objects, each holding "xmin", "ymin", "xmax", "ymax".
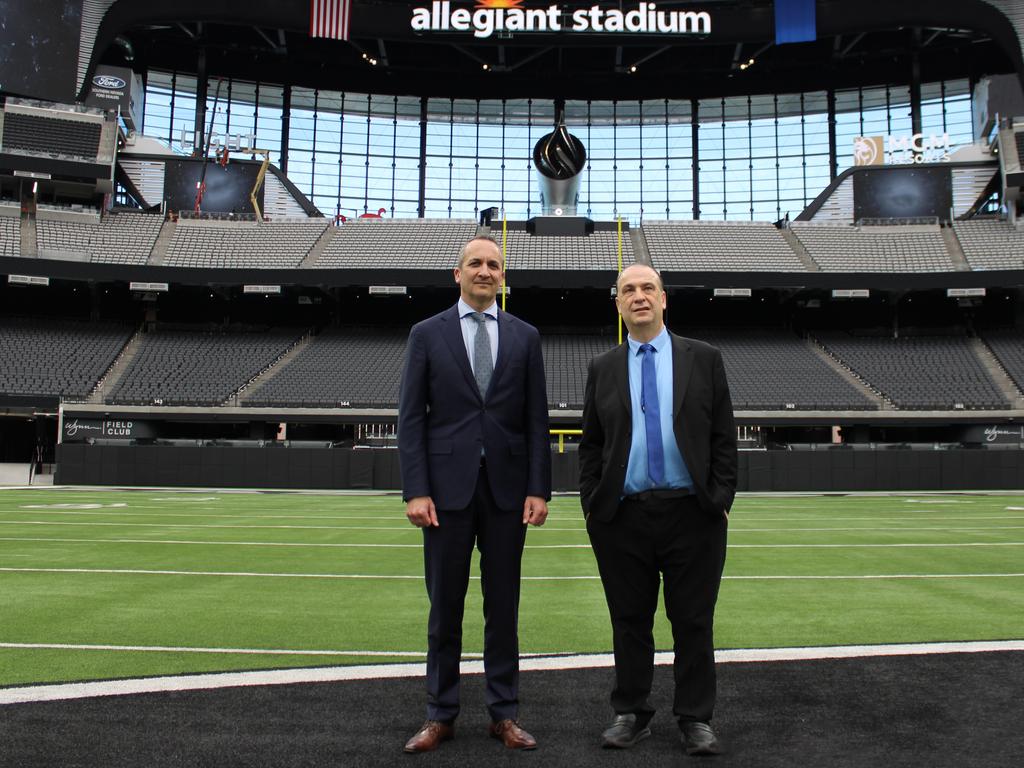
[{"xmin": 310, "ymin": 0, "xmax": 352, "ymax": 41}]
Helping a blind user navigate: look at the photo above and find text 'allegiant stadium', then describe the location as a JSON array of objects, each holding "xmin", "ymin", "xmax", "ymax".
[{"xmin": 410, "ymin": 2, "xmax": 712, "ymax": 39}]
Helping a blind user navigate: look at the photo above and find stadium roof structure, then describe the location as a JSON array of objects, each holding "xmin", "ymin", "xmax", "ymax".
[{"xmin": 4, "ymin": 0, "xmax": 1023, "ymax": 105}]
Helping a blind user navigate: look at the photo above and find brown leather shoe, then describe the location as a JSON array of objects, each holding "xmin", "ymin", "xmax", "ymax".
[
  {"xmin": 488, "ymin": 719, "xmax": 537, "ymax": 750},
  {"xmin": 403, "ymin": 720, "xmax": 454, "ymax": 753}
]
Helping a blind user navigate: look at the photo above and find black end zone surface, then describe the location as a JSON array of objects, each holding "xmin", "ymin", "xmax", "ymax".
[{"xmin": 3, "ymin": 652, "xmax": 1022, "ymax": 768}]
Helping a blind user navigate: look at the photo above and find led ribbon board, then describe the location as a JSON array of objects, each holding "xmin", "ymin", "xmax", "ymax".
[{"xmin": 410, "ymin": 2, "xmax": 712, "ymax": 39}]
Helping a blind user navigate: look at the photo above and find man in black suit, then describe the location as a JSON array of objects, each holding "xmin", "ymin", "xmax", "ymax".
[
  {"xmin": 579, "ymin": 263, "xmax": 737, "ymax": 756},
  {"xmin": 398, "ymin": 235, "xmax": 551, "ymax": 753}
]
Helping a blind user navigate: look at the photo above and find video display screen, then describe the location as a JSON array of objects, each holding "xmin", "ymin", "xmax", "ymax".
[
  {"xmin": 163, "ymin": 159, "xmax": 265, "ymax": 215},
  {"xmin": 0, "ymin": 0, "xmax": 81, "ymax": 103},
  {"xmin": 853, "ymin": 166, "xmax": 953, "ymax": 221}
]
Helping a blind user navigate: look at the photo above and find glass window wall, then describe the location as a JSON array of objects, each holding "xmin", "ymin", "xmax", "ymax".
[{"xmin": 142, "ymin": 71, "xmax": 976, "ymax": 223}]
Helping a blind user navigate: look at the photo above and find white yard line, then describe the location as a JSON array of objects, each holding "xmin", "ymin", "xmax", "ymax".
[
  {"xmin": 9, "ymin": 512, "xmax": 1024, "ymax": 525},
  {"xmin": 0, "ymin": 521, "xmax": 426, "ymax": 532},
  {"xmin": 2, "ymin": 640, "xmax": 1022, "ymax": 706},
  {"xmin": 3, "ymin": 567, "xmax": 1023, "ymax": 581},
  {"xmin": 1, "ymin": 536, "xmax": 1023, "ymax": 550}
]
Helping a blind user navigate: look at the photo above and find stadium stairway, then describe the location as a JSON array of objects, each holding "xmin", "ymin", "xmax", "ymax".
[
  {"xmin": 970, "ymin": 336, "xmax": 1024, "ymax": 409},
  {"xmin": 806, "ymin": 334, "xmax": 890, "ymax": 409},
  {"xmin": 19, "ymin": 215, "xmax": 37, "ymax": 258},
  {"xmin": 299, "ymin": 225, "xmax": 337, "ymax": 268},
  {"xmin": 147, "ymin": 219, "xmax": 176, "ymax": 265},
  {"xmin": 941, "ymin": 225, "xmax": 972, "ymax": 272},
  {"xmin": 86, "ymin": 326, "xmax": 145, "ymax": 404},
  {"xmin": 779, "ymin": 227, "xmax": 820, "ymax": 271},
  {"xmin": 234, "ymin": 332, "xmax": 316, "ymax": 404}
]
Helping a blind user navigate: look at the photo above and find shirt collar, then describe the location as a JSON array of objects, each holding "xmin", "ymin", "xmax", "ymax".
[
  {"xmin": 458, "ymin": 298, "xmax": 498, "ymax": 320},
  {"xmin": 627, "ymin": 325, "xmax": 670, "ymax": 356}
]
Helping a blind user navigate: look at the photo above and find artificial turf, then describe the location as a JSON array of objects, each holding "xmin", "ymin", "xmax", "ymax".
[{"xmin": 1, "ymin": 489, "xmax": 1022, "ymax": 687}]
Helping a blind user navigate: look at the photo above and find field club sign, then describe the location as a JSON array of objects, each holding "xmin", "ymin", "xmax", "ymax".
[{"xmin": 411, "ymin": 1, "xmax": 712, "ymax": 39}]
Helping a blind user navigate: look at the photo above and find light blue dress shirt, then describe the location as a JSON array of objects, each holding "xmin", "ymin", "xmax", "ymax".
[
  {"xmin": 623, "ymin": 327, "xmax": 694, "ymax": 495},
  {"xmin": 457, "ymin": 298, "xmax": 499, "ymax": 373}
]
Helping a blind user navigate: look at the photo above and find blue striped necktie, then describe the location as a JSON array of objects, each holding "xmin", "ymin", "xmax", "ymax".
[{"xmin": 639, "ymin": 343, "xmax": 665, "ymax": 486}]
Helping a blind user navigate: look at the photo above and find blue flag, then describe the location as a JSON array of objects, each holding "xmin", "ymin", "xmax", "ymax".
[{"xmin": 775, "ymin": 0, "xmax": 817, "ymax": 44}]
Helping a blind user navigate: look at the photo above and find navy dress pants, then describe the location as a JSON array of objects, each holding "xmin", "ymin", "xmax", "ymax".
[{"xmin": 423, "ymin": 463, "xmax": 527, "ymax": 723}]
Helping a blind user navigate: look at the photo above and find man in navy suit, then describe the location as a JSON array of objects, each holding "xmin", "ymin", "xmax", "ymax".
[
  {"xmin": 580, "ymin": 263, "xmax": 737, "ymax": 757},
  {"xmin": 398, "ymin": 235, "xmax": 551, "ymax": 753}
]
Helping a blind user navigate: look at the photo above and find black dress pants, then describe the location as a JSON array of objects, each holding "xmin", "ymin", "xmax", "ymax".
[
  {"xmin": 423, "ymin": 463, "xmax": 527, "ymax": 723},
  {"xmin": 587, "ymin": 494, "xmax": 728, "ymax": 724}
]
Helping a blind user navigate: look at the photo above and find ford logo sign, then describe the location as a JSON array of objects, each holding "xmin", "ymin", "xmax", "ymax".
[{"xmin": 93, "ymin": 75, "xmax": 126, "ymax": 90}]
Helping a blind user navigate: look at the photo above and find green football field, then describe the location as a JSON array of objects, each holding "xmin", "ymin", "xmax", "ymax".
[{"xmin": 1, "ymin": 488, "xmax": 1022, "ymax": 688}]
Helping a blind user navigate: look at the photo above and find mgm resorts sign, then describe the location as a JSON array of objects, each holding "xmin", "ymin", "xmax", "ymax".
[
  {"xmin": 410, "ymin": 1, "xmax": 712, "ymax": 39},
  {"xmin": 853, "ymin": 133, "xmax": 953, "ymax": 166}
]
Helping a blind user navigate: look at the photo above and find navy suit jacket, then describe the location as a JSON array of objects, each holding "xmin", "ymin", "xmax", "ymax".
[
  {"xmin": 398, "ymin": 304, "xmax": 551, "ymax": 511},
  {"xmin": 579, "ymin": 331, "xmax": 737, "ymax": 522}
]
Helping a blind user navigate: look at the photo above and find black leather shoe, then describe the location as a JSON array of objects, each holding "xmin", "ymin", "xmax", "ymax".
[
  {"xmin": 680, "ymin": 721, "xmax": 723, "ymax": 756},
  {"xmin": 601, "ymin": 713, "xmax": 651, "ymax": 749}
]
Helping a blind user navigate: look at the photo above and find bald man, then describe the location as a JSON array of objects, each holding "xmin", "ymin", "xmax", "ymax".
[{"xmin": 580, "ymin": 264, "xmax": 737, "ymax": 757}]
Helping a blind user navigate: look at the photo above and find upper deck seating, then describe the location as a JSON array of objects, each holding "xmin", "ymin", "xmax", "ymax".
[
  {"xmin": 0, "ymin": 216, "xmax": 20, "ymax": 258},
  {"xmin": 36, "ymin": 211, "xmax": 163, "ymax": 264},
  {"xmin": 501, "ymin": 230, "xmax": 632, "ymax": 271},
  {"xmin": 2, "ymin": 112, "xmax": 102, "ymax": 159},
  {"xmin": 643, "ymin": 221, "xmax": 806, "ymax": 272},
  {"xmin": 951, "ymin": 220, "xmax": 1024, "ymax": 271},
  {"xmin": 315, "ymin": 218, "xmax": 479, "ymax": 269},
  {"xmin": 164, "ymin": 218, "xmax": 328, "ymax": 269},
  {"xmin": 791, "ymin": 223, "xmax": 955, "ymax": 272}
]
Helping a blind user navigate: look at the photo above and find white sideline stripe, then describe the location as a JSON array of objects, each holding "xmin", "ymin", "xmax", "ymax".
[
  {"xmin": 18, "ymin": 509, "xmax": 427, "ymax": 521},
  {"xmin": 3, "ymin": 567, "xmax": 1024, "ymax": 581},
  {"xmin": 0, "ymin": 643, "xmax": 445, "ymax": 658},
  {"xmin": 727, "ymin": 543, "xmax": 1024, "ymax": 549},
  {"xmin": 0, "ymin": 521, "xmax": 593, "ymax": 533},
  {"xmin": 0, "ymin": 538, "xmax": 423, "ymax": 549},
  {"xmin": 2, "ymin": 536, "xmax": 1024, "ymax": 551},
  {"xmin": 2, "ymin": 640, "xmax": 1022, "ymax": 706},
  {"xmin": 0, "ymin": 521, "xmax": 423, "ymax": 532},
  {"xmin": 0, "ymin": 567, "xmax": 423, "ymax": 580}
]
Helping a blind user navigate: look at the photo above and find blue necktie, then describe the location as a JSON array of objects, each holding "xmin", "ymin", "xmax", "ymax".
[{"xmin": 639, "ymin": 343, "xmax": 665, "ymax": 487}]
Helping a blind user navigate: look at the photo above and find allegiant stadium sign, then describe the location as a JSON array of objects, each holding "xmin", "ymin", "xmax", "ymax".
[{"xmin": 410, "ymin": 1, "xmax": 712, "ymax": 39}]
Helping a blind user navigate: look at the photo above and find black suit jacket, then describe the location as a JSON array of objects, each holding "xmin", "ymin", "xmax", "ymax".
[
  {"xmin": 579, "ymin": 331, "xmax": 737, "ymax": 522},
  {"xmin": 398, "ymin": 304, "xmax": 551, "ymax": 511}
]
